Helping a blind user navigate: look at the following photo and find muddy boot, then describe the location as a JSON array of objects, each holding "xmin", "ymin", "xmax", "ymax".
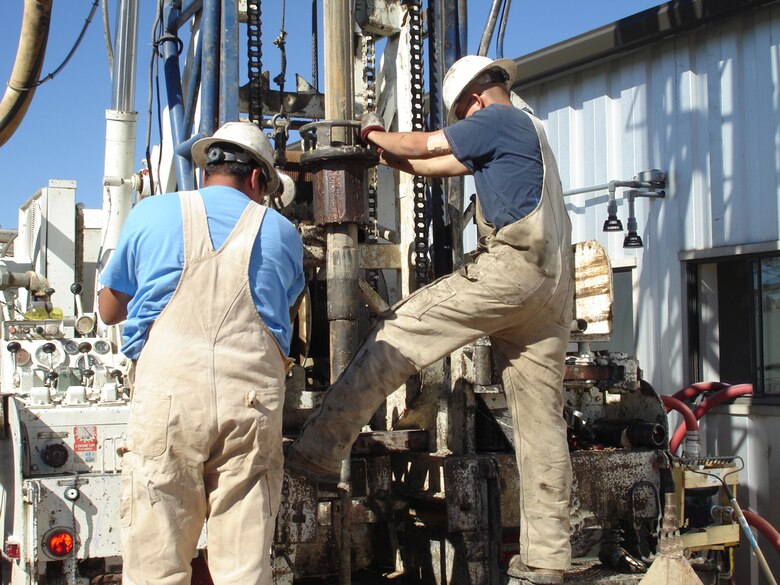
[
  {"xmin": 284, "ymin": 441, "xmax": 339, "ymax": 484},
  {"xmin": 507, "ymin": 557, "xmax": 564, "ymax": 584},
  {"xmin": 290, "ymin": 332, "xmax": 418, "ymax": 474}
]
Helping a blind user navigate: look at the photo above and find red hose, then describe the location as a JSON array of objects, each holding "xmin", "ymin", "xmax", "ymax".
[
  {"xmin": 662, "ymin": 395, "xmax": 700, "ymax": 439},
  {"xmin": 743, "ymin": 510, "xmax": 780, "ymax": 557},
  {"xmin": 672, "ymin": 381, "xmax": 730, "ymax": 403},
  {"xmin": 669, "ymin": 385, "xmax": 753, "ymax": 453}
]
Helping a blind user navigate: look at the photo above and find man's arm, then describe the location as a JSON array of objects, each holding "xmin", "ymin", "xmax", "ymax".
[
  {"xmin": 366, "ymin": 129, "xmax": 453, "ymax": 159},
  {"xmin": 380, "ymin": 151, "xmax": 470, "ymax": 178},
  {"xmin": 98, "ymin": 288, "xmax": 132, "ymax": 325}
]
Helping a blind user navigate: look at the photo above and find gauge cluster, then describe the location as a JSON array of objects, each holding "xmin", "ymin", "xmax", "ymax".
[{"xmin": 1, "ymin": 333, "xmax": 127, "ymax": 404}]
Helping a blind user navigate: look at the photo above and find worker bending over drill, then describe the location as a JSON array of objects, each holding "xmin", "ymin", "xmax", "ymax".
[{"xmin": 286, "ymin": 56, "xmax": 574, "ymax": 585}]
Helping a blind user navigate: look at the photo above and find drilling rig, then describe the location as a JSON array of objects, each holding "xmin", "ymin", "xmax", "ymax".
[{"xmin": 0, "ymin": 1, "xmax": 755, "ymax": 584}]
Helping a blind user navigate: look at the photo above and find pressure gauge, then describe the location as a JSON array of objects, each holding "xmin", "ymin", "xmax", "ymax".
[
  {"xmin": 63, "ymin": 340, "xmax": 79, "ymax": 355},
  {"xmin": 35, "ymin": 343, "xmax": 65, "ymax": 369},
  {"xmin": 75, "ymin": 315, "xmax": 96, "ymax": 336},
  {"xmin": 15, "ymin": 349, "xmax": 32, "ymax": 367},
  {"xmin": 93, "ymin": 340, "xmax": 111, "ymax": 355},
  {"xmin": 76, "ymin": 354, "xmax": 101, "ymax": 370}
]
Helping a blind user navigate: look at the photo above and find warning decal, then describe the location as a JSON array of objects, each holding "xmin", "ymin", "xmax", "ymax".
[{"xmin": 74, "ymin": 426, "xmax": 98, "ymax": 452}]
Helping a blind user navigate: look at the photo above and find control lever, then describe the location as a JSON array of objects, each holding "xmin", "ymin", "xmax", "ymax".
[
  {"xmin": 70, "ymin": 283, "xmax": 84, "ymax": 317},
  {"xmin": 77, "ymin": 342, "xmax": 94, "ymax": 384},
  {"xmin": 40, "ymin": 342, "xmax": 58, "ymax": 386},
  {"xmin": 7, "ymin": 341, "xmax": 20, "ymax": 374},
  {"xmin": 42, "ymin": 287, "xmax": 56, "ymax": 314}
]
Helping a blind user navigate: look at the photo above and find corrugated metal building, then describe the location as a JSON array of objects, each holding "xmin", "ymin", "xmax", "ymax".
[{"xmin": 511, "ymin": 0, "xmax": 780, "ymax": 581}]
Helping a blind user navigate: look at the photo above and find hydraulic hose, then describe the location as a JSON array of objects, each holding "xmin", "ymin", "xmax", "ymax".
[
  {"xmin": 669, "ymin": 385, "xmax": 753, "ymax": 453},
  {"xmin": 661, "ymin": 395, "xmax": 700, "ymax": 457},
  {"xmin": 661, "ymin": 395, "xmax": 700, "ymax": 432},
  {"xmin": 0, "ymin": 0, "xmax": 53, "ymax": 147},
  {"xmin": 743, "ymin": 510, "xmax": 780, "ymax": 558},
  {"xmin": 672, "ymin": 381, "xmax": 729, "ymax": 402}
]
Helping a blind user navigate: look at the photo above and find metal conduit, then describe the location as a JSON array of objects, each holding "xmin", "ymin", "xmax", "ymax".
[{"xmin": 112, "ymin": 0, "xmax": 138, "ymax": 111}]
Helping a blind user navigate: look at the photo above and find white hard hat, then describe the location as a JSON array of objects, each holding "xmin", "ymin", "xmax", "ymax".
[
  {"xmin": 192, "ymin": 121, "xmax": 280, "ymax": 194},
  {"xmin": 442, "ymin": 55, "xmax": 517, "ymax": 125}
]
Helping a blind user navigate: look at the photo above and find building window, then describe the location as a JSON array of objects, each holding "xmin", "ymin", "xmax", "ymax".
[{"xmin": 690, "ymin": 254, "xmax": 780, "ymax": 395}]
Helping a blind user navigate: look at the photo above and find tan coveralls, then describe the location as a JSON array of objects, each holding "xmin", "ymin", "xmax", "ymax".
[
  {"xmin": 120, "ymin": 191, "xmax": 286, "ymax": 584},
  {"xmin": 295, "ymin": 112, "xmax": 574, "ymax": 570}
]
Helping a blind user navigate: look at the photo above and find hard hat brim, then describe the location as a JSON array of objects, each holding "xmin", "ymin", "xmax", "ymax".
[
  {"xmin": 191, "ymin": 135, "xmax": 281, "ymax": 194},
  {"xmin": 446, "ymin": 58, "xmax": 518, "ymax": 125}
]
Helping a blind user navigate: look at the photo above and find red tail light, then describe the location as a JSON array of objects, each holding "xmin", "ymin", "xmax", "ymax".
[
  {"xmin": 3, "ymin": 542, "xmax": 20, "ymax": 559},
  {"xmin": 45, "ymin": 530, "xmax": 74, "ymax": 557}
]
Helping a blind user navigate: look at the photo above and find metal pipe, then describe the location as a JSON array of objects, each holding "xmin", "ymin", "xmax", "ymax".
[
  {"xmin": 563, "ymin": 178, "xmax": 664, "ymax": 198},
  {"xmin": 445, "ymin": 0, "xmax": 465, "ymax": 270},
  {"xmin": 111, "ymin": 0, "xmax": 138, "ymax": 111},
  {"xmin": 219, "ymin": 0, "xmax": 239, "ymax": 124},
  {"xmin": 200, "ymin": 0, "xmax": 221, "ymax": 137},
  {"xmin": 183, "ymin": 28, "xmax": 203, "ymax": 138},
  {"xmin": 323, "ymin": 0, "xmax": 354, "ymax": 137},
  {"xmin": 0, "ymin": 0, "xmax": 53, "ymax": 147},
  {"xmin": 178, "ymin": 0, "xmax": 203, "ymax": 29},
  {"xmin": 327, "ymin": 227, "xmax": 360, "ymax": 380},
  {"xmin": 100, "ymin": 110, "xmax": 138, "ymax": 262},
  {"xmin": 323, "ymin": 1, "xmax": 356, "ymax": 582},
  {"xmin": 457, "ymin": 0, "xmax": 468, "ymax": 56},
  {"xmin": 477, "ymin": 0, "xmax": 503, "ymax": 57},
  {"xmin": 162, "ymin": 2, "xmax": 195, "ymax": 190},
  {"xmin": 98, "ymin": 0, "xmax": 139, "ymax": 276}
]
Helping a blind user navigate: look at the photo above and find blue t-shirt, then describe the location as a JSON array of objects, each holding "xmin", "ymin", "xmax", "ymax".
[
  {"xmin": 99, "ymin": 186, "xmax": 305, "ymax": 359},
  {"xmin": 444, "ymin": 104, "xmax": 543, "ymax": 229}
]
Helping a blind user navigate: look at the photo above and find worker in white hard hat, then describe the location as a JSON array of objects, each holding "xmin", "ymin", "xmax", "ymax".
[
  {"xmin": 285, "ymin": 55, "xmax": 573, "ymax": 585},
  {"xmin": 98, "ymin": 121, "xmax": 305, "ymax": 585}
]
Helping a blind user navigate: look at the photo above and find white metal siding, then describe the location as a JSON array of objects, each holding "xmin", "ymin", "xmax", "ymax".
[{"xmin": 518, "ymin": 5, "xmax": 780, "ymax": 392}]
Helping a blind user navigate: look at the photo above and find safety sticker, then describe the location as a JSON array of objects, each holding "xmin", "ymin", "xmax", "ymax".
[{"xmin": 74, "ymin": 426, "xmax": 98, "ymax": 452}]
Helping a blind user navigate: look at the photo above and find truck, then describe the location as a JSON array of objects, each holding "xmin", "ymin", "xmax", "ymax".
[{"xmin": 0, "ymin": 1, "xmax": 770, "ymax": 583}]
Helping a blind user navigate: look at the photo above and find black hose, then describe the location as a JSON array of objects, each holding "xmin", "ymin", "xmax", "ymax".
[
  {"xmin": 37, "ymin": 0, "xmax": 100, "ymax": 86},
  {"xmin": 496, "ymin": 0, "xmax": 512, "ymax": 59}
]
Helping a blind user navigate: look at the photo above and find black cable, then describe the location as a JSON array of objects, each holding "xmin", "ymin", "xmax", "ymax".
[
  {"xmin": 145, "ymin": 0, "xmax": 164, "ymax": 197},
  {"xmin": 37, "ymin": 0, "xmax": 100, "ymax": 86},
  {"xmin": 496, "ymin": 0, "xmax": 512, "ymax": 59}
]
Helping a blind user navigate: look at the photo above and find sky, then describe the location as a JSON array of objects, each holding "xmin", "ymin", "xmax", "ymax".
[{"xmin": 0, "ymin": 0, "xmax": 663, "ymax": 229}]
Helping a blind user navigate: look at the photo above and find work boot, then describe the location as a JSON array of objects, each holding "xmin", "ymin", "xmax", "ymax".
[
  {"xmin": 284, "ymin": 440, "xmax": 340, "ymax": 484},
  {"xmin": 507, "ymin": 556, "xmax": 564, "ymax": 584}
]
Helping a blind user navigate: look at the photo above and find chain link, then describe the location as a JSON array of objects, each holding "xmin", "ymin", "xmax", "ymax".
[
  {"xmin": 247, "ymin": 0, "xmax": 263, "ymax": 125},
  {"xmin": 364, "ymin": 33, "xmax": 377, "ymax": 114},
  {"xmin": 407, "ymin": 0, "xmax": 430, "ymax": 287},
  {"xmin": 362, "ymin": 33, "xmax": 380, "ymax": 292}
]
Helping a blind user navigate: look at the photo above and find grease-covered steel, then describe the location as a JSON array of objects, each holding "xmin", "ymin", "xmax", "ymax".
[
  {"xmin": 312, "ymin": 164, "xmax": 370, "ymax": 225},
  {"xmin": 299, "ymin": 120, "xmax": 378, "ymax": 225}
]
